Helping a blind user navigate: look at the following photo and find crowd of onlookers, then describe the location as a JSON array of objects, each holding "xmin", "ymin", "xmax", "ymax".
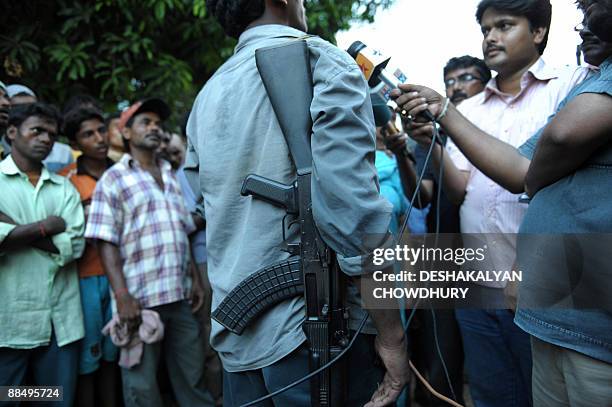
[
  {"xmin": 0, "ymin": 84, "xmax": 222, "ymax": 406},
  {"xmin": 0, "ymin": 0, "xmax": 611, "ymax": 406}
]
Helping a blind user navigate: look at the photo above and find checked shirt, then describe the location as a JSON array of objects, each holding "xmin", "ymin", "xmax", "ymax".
[{"xmin": 85, "ymin": 154, "xmax": 196, "ymax": 309}]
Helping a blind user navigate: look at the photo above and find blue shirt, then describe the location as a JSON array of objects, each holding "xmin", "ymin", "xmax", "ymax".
[
  {"xmin": 375, "ymin": 151, "xmax": 428, "ymax": 235},
  {"xmin": 516, "ymin": 57, "xmax": 612, "ymax": 363},
  {"xmin": 376, "ymin": 151, "xmax": 408, "ymax": 235}
]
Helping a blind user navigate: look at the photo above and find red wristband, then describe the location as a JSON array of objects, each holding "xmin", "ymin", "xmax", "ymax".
[{"xmin": 39, "ymin": 222, "xmax": 47, "ymax": 238}]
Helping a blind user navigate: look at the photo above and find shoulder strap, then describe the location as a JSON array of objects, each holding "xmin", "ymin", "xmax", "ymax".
[{"xmin": 255, "ymin": 39, "xmax": 313, "ymax": 173}]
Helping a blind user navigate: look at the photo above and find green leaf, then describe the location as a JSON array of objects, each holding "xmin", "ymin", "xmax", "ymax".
[{"xmin": 154, "ymin": 2, "xmax": 166, "ymax": 21}]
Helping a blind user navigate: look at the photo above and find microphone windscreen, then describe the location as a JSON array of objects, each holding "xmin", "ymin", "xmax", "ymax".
[
  {"xmin": 371, "ymin": 93, "xmax": 391, "ymax": 127},
  {"xmin": 347, "ymin": 41, "xmax": 366, "ymax": 59}
]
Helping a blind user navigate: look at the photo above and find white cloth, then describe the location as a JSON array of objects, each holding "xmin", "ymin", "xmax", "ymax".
[{"xmin": 102, "ymin": 309, "xmax": 164, "ymax": 368}]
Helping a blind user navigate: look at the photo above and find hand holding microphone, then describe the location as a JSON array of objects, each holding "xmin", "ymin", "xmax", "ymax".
[
  {"xmin": 371, "ymin": 93, "xmax": 411, "ymax": 158},
  {"xmin": 390, "ymin": 84, "xmax": 447, "ymax": 123}
]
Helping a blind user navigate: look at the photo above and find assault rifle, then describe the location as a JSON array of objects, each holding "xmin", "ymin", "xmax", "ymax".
[{"xmin": 212, "ymin": 39, "xmax": 350, "ymax": 406}]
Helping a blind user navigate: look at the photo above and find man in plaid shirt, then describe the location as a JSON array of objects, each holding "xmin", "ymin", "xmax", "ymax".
[{"xmin": 85, "ymin": 98, "xmax": 211, "ymax": 406}]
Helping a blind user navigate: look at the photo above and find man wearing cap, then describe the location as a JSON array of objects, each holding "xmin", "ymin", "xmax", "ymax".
[
  {"xmin": 6, "ymin": 84, "xmax": 37, "ymax": 106},
  {"xmin": 85, "ymin": 98, "xmax": 211, "ymax": 407},
  {"xmin": 1, "ymin": 84, "xmax": 75, "ymax": 172}
]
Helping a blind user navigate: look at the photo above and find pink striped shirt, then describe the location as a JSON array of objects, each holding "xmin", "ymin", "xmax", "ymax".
[{"xmin": 446, "ymin": 59, "xmax": 590, "ymax": 286}]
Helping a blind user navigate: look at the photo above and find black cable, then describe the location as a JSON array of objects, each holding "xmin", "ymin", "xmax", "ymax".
[
  {"xmin": 400, "ymin": 125, "xmax": 441, "ymax": 336},
  {"xmin": 431, "ymin": 308, "xmax": 458, "ymax": 402},
  {"xmin": 435, "ymin": 129, "xmax": 445, "ymax": 237},
  {"xmin": 240, "ymin": 312, "xmax": 370, "ymax": 407},
  {"xmin": 397, "ymin": 125, "xmax": 439, "ymax": 239},
  {"xmin": 430, "ymin": 133, "xmax": 458, "ymax": 402},
  {"xmin": 240, "ymin": 116, "xmax": 445, "ymax": 407},
  {"xmin": 402, "ymin": 126, "xmax": 458, "ymax": 404}
]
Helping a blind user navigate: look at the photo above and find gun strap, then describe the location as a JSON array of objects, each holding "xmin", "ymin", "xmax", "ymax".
[{"xmin": 255, "ymin": 39, "xmax": 314, "ymax": 172}]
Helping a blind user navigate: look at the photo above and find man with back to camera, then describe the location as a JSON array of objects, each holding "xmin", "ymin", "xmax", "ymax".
[
  {"xmin": 186, "ymin": 0, "xmax": 410, "ymax": 406},
  {"xmin": 391, "ymin": 0, "xmax": 592, "ymax": 406},
  {"xmin": 384, "ymin": 55, "xmax": 491, "ymax": 407}
]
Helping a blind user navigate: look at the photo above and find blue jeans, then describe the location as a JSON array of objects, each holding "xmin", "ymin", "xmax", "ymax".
[
  {"xmin": 455, "ymin": 309, "xmax": 532, "ymax": 407},
  {"xmin": 0, "ymin": 332, "xmax": 79, "ymax": 407},
  {"xmin": 223, "ymin": 343, "xmax": 311, "ymax": 407},
  {"xmin": 223, "ymin": 334, "xmax": 384, "ymax": 407}
]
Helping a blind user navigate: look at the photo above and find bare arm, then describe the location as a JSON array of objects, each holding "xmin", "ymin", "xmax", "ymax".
[
  {"xmin": 431, "ymin": 142, "xmax": 470, "ymax": 204},
  {"xmin": 396, "ymin": 155, "xmax": 433, "ymax": 208},
  {"xmin": 355, "ymin": 268, "xmax": 409, "ymax": 407},
  {"xmin": 98, "ymin": 240, "xmax": 141, "ymax": 332},
  {"xmin": 393, "ymin": 85, "xmax": 530, "ymax": 194},
  {"xmin": 439, "ymin": 105, "xmax": 530, "ymax": 194},
  {"xmin": 188, "ymin": 242, "xmax": 205, "ymax": 313},
  {"xmin": 402, "ymin": 123, "xmax": 470, "ymax": 205},
  {"xmin": 382, "ymin": 131, "xmax": 433, "ymax": 207},
  {"xmin": 0, "ymin": 214, "xmax": 64, "ymax": 253},
  {"xmin": 526, "ymin": 93, "xmax": 612, "ymax": 196}
]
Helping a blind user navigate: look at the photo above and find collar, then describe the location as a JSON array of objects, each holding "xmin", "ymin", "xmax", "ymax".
[
  {"xmin": 482, "ymin": 58, "xmax": 558, "ymax": 102},
  {"xmin": 234, "ymin": 24, "xmax": 307, "ymax": 54},
  {"xmin": 76, "ymin": 155, "xmax": 114, "ymax": 179},
  {"xmin": 121, "ymin": 153, "xmax": 171, "ymax": 172},
  {"xmin": 600, "ymin": 56, "xmax": 612, "ymax": 71},
  {"xmin": 0, "ymin": 154, "xmax": 62, "ymax": 184}
]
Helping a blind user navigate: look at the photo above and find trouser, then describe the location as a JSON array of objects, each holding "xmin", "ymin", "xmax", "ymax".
[
  {"xmin": 121, "ymin": 300, "xmax": 213, "ymax": 407},
  {"xmin": 411, "ymin": 309, "xmax": 465, "ymax": 406},
  {"xmin": 455, "ymin": 309, "xmax": 532, "ymax": 407},
  {"xmin": 223, "ymin": 333, "xmax": 383, "ymax": 407},
  {"xmin": 223, "ymin": 343, "xmax": 311, "ymax": 407},
  {"xmin": 0, "ymin": 332, "xmax": 79, "ymax": 407},
  {"xmin": 345, "ymin": 332, "xmax": 385, "ymax": 407},
  {"xmin": 531, "ymin": 336, "xmax": 612, "ymax": 406}
]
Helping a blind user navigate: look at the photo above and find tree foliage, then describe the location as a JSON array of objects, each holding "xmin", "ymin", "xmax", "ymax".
[{"xmin": 1, "ymin": 0, "xmax": 391, "ymax": 123}]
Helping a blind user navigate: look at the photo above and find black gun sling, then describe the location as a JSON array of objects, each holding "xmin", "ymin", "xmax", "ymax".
[{"xmin": 212, "ymin": 39, "xmax": 349, "ymax": 407}]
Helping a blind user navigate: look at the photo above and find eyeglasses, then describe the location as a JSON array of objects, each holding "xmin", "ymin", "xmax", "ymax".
[{"xmin": 444, "ymin": 73, "xmax": 483, "ymax": 88}]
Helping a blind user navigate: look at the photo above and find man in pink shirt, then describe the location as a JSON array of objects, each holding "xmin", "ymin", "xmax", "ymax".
[{"xmin": 392, "ymin": 0, "xmax": 590, "ymax": 406}]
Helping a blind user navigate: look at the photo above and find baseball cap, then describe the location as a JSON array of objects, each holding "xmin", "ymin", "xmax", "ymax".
[
  {"xmin": 118, "ymin": 98, "xmax": 171, "ymax": 130},
  {"xmin": 6, "ymin": 84, "xmax": 36, "ymax": 98}
]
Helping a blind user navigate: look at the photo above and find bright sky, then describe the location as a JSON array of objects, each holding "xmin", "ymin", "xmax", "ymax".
[{"xmin": 336, "ymin": 0, "xmax": 584, "ymax": 93}]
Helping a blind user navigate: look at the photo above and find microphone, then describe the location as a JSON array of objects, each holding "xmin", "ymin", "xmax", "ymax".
[
  {"xmin": 371, "ymin": 93, "xmax": 413, "ymax": 158},
  {"xmin": 371, "ymin": 93, "xmax": 392, "ymax": 127},
  {"xmin": 348, "ymin": 41, "xmax": 436, "ymax": 122}
]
